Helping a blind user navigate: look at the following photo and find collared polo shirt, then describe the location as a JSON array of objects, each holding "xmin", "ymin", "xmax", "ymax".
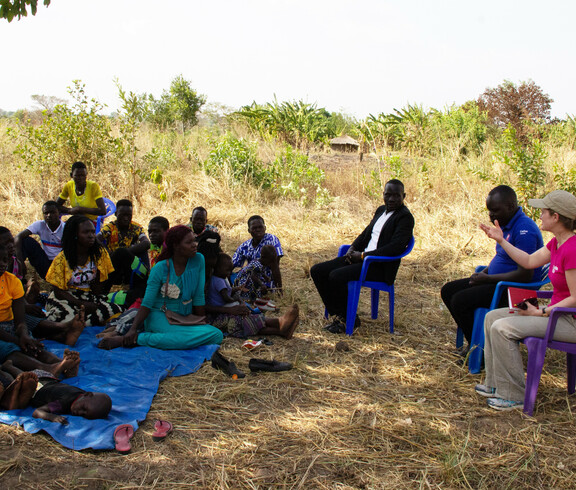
[{"xmin": 487, "ymin": 207, "xmax": 544, "ymax": 279}]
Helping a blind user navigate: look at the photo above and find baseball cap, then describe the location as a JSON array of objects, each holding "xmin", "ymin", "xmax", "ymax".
[{"xmin": 528, "ymin": 190, "xmax": 576, "ymax": 220}]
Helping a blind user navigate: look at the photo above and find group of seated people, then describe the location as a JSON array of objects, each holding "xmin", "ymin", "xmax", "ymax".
[
  {"xmin": 0, "ymin": 161, "xmax": 299, "ymax": 423},
  {"xmin": 1, "ymin": 161, "xmax": 575, "ymax": 423},
  {"xmin": 313, "ymin": 180, "xmax": 576, "ymax": 413}
]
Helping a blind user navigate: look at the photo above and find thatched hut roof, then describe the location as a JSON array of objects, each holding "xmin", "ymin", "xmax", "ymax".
[{"xmin": 330, "ymin": 135, "xmax": 359, "ymax": 146}]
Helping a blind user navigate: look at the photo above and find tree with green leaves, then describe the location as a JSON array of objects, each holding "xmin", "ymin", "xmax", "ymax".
[
  {"xmin": 148, "ymin": 75, "xmax": 206, "ymax": 132},
  {"xmin": 9, "ymin": 80, "xmax": 121, "ymax": 181},
  {"xmin": 0, "ymin": 0, "xmax": 50, "ymax": 22}
]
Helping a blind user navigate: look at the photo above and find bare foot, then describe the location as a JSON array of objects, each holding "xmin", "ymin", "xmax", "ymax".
[
  {"xmin": 49, "ymin": 350, "xmax": 80, "ymax": 378},
  {"xmin": 97, "ymin": 336, "xmax": 125, "ymax": 350},
  {"xmin": 62, "ymin": 349, "xmax": 80, "ymax": 378},
  {"xmin": 279, "ymin": 304, "xmax": 300, "ymax": 340},
  {"xmin": 96, "ymin": 326, "xmax": 117, "ymax": 339},
  {"xmin": 0, "ymin": 372, "xmax": 38, "ymax": 409},
  {"xmin": 64, "ymin": 307, "xmax": 86, "ymax": 346},
  {"xmin": 1, "ymin": 360, "xmax": 19, "ymax": 378},
  {"xmin": 25, "ymin": 279, "xmax": 40, "ymax": 305}
]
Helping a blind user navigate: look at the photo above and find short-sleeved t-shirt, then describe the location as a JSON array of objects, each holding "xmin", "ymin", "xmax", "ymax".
[
  {"xmin": 46, "ymin": 250, "xmax": 114, "ymax": 291},
  {"xmin": 207, "ymin": 275, "xmax": 231, "ymax": 306},
  {"xmin": 232, "ymin": 233, "xmax": 283, "ymax": 268},
  {"xmin": 0, "ymin": 271, "xmax": 25, "ymax": 322},
  {"xmin": 487, "ymin": 207, "xmax": 544, "ymax": 279},
  {"xmin": 31, "ymin": 378, "xmax": 87, "ymax": 414},
  {"xmin": 547, "ymin": 235, "xmax": 576, "ymax": 306},
  {"xmin": 59, "ymin": 180, "xmax": 103, "ymax": 221},
  {"xmin": 99, "ymin": 221, "xmax": 146, "ymax": 253},
  {"xmin": 27, "ymin": 220, "xmax": 64, "ymax": 260}
]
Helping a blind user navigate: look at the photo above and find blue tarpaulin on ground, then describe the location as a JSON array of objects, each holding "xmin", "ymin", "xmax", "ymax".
[{"xmin": 0, "ymin": 326, "xmax": 218, "ymax": 451}]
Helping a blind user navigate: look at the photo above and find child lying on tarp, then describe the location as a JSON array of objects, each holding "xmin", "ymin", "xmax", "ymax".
[{"xmin": 1, "ymin": 356, "xmax": 111, "ymax": 424}]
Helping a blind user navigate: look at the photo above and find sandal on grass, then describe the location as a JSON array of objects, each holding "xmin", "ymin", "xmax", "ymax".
[
  {"xmin": 152, "ymin": 420, "xmax": 173, "ymax": 442},
  {"xmin": 114, "ymin": 424, "xmax": 134, "ymax": 454}
]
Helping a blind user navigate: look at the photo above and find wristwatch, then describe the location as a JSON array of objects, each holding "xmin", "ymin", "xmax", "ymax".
[{"xmin": 542, "ymin": 307, "xmax": 547, "ymax": 316}]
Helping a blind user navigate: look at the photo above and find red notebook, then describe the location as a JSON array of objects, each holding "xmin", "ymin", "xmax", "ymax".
[{"xmin": 508, "ymin": 287, "xmax": 538, "ymax": 311}]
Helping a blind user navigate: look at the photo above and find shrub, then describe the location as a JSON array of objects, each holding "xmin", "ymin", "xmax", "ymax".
[
  {"xmin": 203, "ymin": 134, "xmax": 263, "ymax": 185},
  {"xmin": 494, "ymin": 126, "xmax": 547, "ymax": 216},
  {"xmin": 147, "ymin": 76, "xmax": 206, "ymax": 132},
  {"xmin": 8, "ymin": 80, "xmax": 121, "ymax": 181},
  {"xmin": 431, "ymin": 103, "xmax": 487, "ymax": 158},
  {"xmin": 202, "ymin": 135, "xmax": 330, "ymax": 205},
  {"xmin": 265, "ymin": 145, "xmax": 330, "ymax": 205}
]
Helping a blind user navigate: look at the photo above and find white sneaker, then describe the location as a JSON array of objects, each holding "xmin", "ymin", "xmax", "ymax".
[
  {"xmin": 475, "ymin": 384, "xmax": 496, "ymax": 397},
  {"xmin": 487, "ymin": 397, "xmax": 524, "ymax": 411}
]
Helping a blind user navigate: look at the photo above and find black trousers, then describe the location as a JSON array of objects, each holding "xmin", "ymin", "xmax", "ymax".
[
  {"xmin": 310, "ymin": 256, "xmax": 387, "ymax": 319},
  {"xmin": 21, "ymin": 236, "xmax": 52, "ymax": 279},
  {"xmin": 103, "ymin": 248, "xmax": 149, "ymax": 306},
  {"xmin": 440, "ymin": 278, "xmax": 508, "ymax": 344}
]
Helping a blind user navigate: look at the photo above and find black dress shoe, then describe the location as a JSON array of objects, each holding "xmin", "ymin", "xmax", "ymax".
[
  {"xmin": 248, "ymin": 359, "xmax": 293, "ymax": 372},
  {"xmin": 452, "ymin": 345, "xmax": 469, "ymax": 358},
  {"xmin": 324, "ymin": 318, "xmax": 346, "ymax": 334},
  {"xmin": 211, "ymin": 350, "xmax": 246, "ymax": 378},
  {"xmin": 324, "ymin": 316, "xmax": 360, "ymax": 334}
]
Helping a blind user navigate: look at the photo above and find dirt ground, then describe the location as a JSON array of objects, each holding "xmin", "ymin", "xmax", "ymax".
[{"xmin": 1, "ymin": 153, "xmax": 575, "ymax": 489}]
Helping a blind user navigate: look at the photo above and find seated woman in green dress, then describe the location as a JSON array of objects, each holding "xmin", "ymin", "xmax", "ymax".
[{"xmin": 97, "ymin": 225, "xmax": 223, "ymax": 350}]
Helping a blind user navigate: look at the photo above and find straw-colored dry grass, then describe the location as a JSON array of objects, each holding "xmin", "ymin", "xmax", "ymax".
[{"xmin": 1, "ymin": 137, "xmax": 575, "ymax": 489}]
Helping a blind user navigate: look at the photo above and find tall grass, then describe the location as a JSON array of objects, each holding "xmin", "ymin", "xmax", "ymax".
[{"xmin": 2, "ymin": 102, "xmax": 576, "ymax": 488}]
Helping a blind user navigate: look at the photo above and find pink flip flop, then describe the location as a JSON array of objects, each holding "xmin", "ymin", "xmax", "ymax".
[
  {"xmin": 152, "ymin": 420, "xmax": 173, "ymax": 441},
  {"xmin": 114, "ymin": 424, "xmax": 134, "ymax": 454}
]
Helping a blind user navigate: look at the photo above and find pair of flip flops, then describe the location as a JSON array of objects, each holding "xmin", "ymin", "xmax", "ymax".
[
  {"xmin": 254, "ymin": 298, "xmax": 276, "ymax": 311},
  {"xmin": 114, "ymin": 420, "xmax": 173, "ymax": 454}
]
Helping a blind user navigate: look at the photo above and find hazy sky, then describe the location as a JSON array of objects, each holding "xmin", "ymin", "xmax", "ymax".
[{"xmin": 1, "ymin": 0, "xmax": 575, "ymax": 118}]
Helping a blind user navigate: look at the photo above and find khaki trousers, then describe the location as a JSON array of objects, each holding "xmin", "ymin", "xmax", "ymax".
[{"xmin": 484, "ymin": 307, "xmax": 576, "ymax": 402}]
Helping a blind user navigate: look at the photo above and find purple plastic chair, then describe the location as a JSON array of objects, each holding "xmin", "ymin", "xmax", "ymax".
[
  {"xmin": 332, "ymin": 237, "xmax": 415, "ymax": 336},
  {"xmin": 522, "ymin": 290, "xmax": 576, "ymax": 416}
]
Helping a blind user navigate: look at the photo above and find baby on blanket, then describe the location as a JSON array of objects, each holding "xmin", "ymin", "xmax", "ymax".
[{"xmin": 0, "ymin": 353, "xmax": 111, "ymax": 425}]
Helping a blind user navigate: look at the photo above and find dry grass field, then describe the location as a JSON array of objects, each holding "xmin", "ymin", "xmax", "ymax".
[{"xmin": 1, "ymin": 135, "xmax": 576, "ymax": 489}]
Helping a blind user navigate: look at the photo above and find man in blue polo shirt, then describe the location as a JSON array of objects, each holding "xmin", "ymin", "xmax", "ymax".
[{"xmin": 441, "ymin": 185, "xmax": 543, "ymax": 351}]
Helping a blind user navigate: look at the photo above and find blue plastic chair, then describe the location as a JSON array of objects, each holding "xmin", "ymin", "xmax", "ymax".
[
  {"xmin": 330, "ymin": 236, "xmax": 416, "ymax": 336},
  {"xmin": 456, "ymin": 263, "xmax": 550, "ymax": 374},
  {"xmin": 95, "ymin": 197, "xmax": 116, "ymax": 234}
]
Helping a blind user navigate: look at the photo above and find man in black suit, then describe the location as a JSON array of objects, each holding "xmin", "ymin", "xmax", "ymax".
[{"xmin": 311, "ymin": 179, "xmax": 415, "ymax": 333}]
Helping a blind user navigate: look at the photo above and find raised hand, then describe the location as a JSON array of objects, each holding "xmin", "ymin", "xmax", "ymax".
[{"xmin": 479, "ymin": 220, "xmax": 504, "ymax": 243}]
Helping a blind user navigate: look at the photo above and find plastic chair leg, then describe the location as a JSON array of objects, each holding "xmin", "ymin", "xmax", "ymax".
[
  {"xmin": 388, "ymin": 287, "xmax": 395, "ymax": 333},
  {"xmin": 346, "ymin": 281, "xmax": 362, "ymax": 336},
  {"xmin": 567, "ymin": 353, "xmax": 576, "ymax": 394},
  {"xmin": 456, "ymin": 328, "xmax": 464, "ymax": 349},
  {"xmin": 523, "ymin": 337, "xmax": 547, "ymax": 416},
  {"xmin": 370, "ymin": 289, "xmax": 380, "ymax": 319},
  {"xmin": 468, "ymin": 307, "xmax": 488, "ymax": 374}
]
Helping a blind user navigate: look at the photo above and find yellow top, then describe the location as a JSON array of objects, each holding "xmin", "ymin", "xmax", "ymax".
[
  {"xmin": 0, "ymin": 271, "xmax": 24, "ymax": 322},
  {"xmin": 46, "ymin": 250, "xmax": 114, "ymax": 291},
  {"xmin": 59, "ymin": 180, "xmax": 103, "ymax": 221}
]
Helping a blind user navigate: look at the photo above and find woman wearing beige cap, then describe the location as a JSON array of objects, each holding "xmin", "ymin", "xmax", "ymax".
[{"xmin": 474, "ymin": 190, "xmax": 576, "ymax": 411}]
